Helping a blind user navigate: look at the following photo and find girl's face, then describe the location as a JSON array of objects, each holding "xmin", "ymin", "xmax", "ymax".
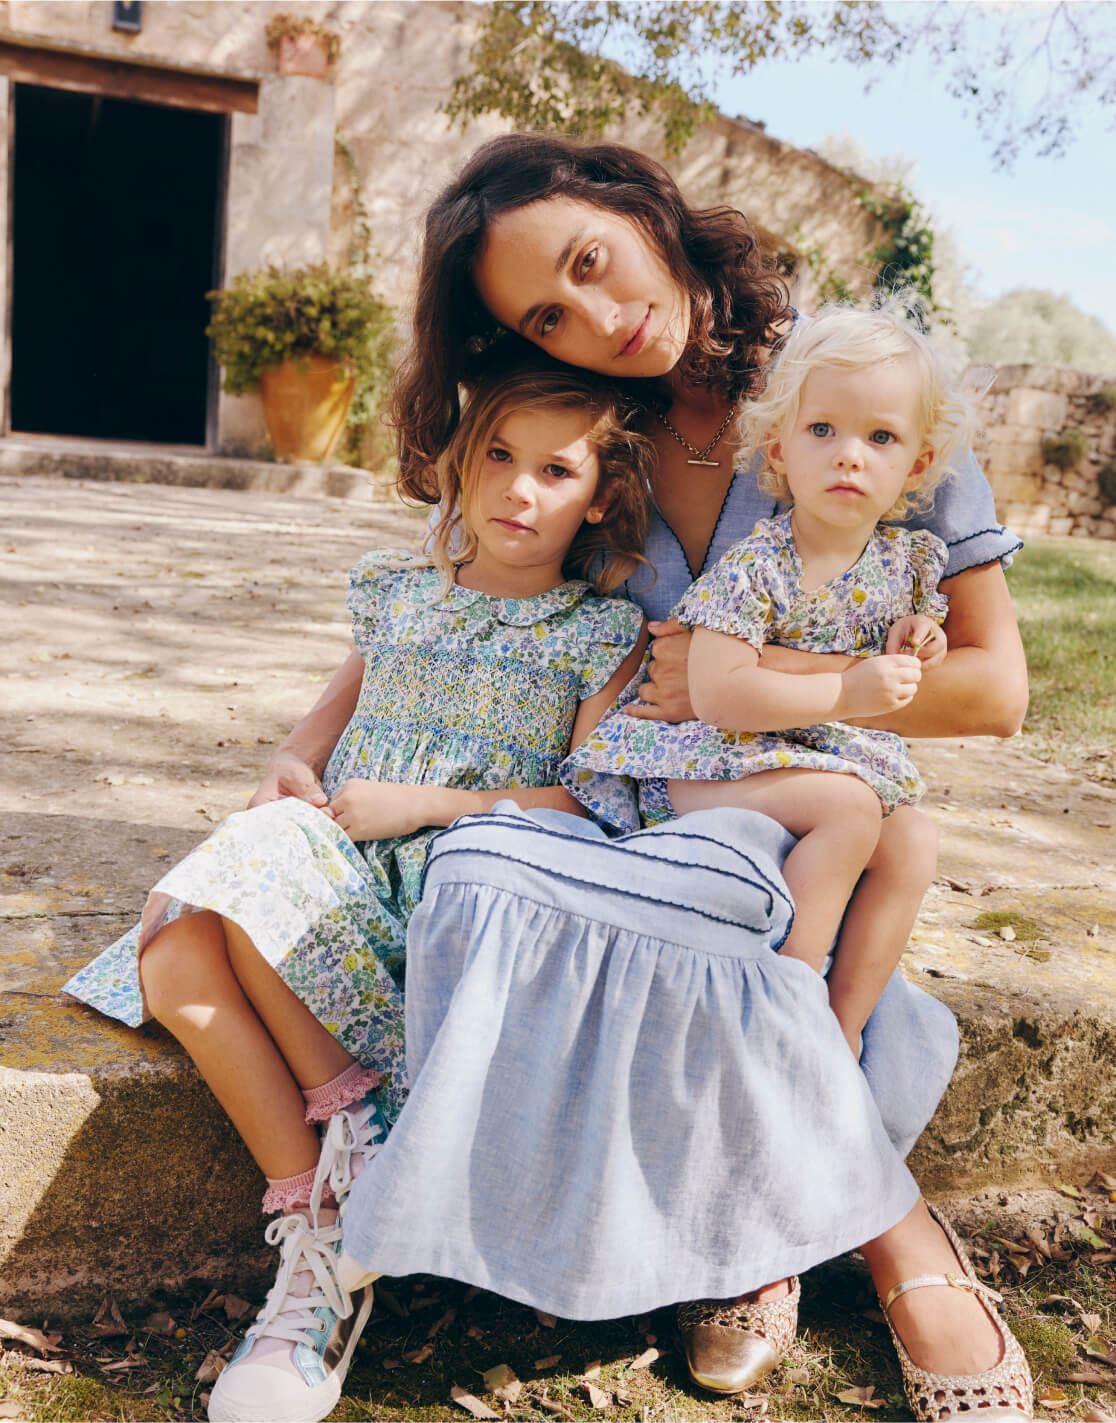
[
  {"xmin": 466, "ymin": 403, "xmax": 608, "ymax": 592},
  {"xmin": 473, "ymin": 197, "xmax": 691, "ymax": 379},
  {"xmin": 770, "ymin": 359, "xmax": 933, "ymax": 530}
]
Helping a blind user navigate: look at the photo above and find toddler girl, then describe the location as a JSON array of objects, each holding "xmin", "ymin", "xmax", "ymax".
[
  {"xmin": 564, "ymin": 302, "xmax": 972, "ymax": 1057},
  {"xmin": 64, "ymin": 362, "xmax": 650, "ymax": 1423}
]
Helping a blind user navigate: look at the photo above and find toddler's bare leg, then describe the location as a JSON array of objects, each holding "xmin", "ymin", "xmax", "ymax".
[
  {"xmin": 139, "ymin": 911, "xmax": 322, "ymax": 1180},
  {"xmin": 668, "ymin": 770, "xmax": 882, "ymax": 973},
  {"xmin": 827, "ymin": 807, "xmax": 938, "ymax": 1056}
]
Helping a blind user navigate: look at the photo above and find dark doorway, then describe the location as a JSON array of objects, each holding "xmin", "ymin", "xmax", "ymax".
[{"xmin": 10, "ymin": 84, "xmax": 224, "ymax": 444}]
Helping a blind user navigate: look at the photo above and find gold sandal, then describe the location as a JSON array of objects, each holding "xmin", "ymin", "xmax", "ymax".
[
  {"xmin": 881, "ymin": 1206, "xmax": 1033, "ymax": 1421},
  {"xmin": 678, "ymin": 1276, "xmax": 800, "ymax": 1394}
]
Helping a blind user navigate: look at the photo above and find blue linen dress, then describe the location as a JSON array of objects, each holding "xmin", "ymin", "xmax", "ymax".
[
  {"xmin": 337, "ymin": 455, "xmax": 1018, "ymax": 1316},
  {"xmin": 563, "ymin": 515, "xmax": 950, "ymax": 829},
  {"xmin": 62, "ymin": 554, "xmax": 644, "ymax": 1122}
]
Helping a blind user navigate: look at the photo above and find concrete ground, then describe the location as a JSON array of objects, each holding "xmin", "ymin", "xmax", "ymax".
[{"xmin": 2, "ymin": 474, "xmax": 1114, "ymax": 1322}]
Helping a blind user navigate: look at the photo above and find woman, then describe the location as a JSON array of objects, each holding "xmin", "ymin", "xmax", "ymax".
[{"xmin": 262, "ymin": 134, "xmax": 1031, "ymax": 1421}]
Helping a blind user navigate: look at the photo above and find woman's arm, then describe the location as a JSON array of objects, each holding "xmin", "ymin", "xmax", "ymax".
[
  {"xmin": 249, "ymin": 648, "xmax": 365, "ymax": 808},
  {"xmin": 329, "ymin": 628, "xmax": 651, "ymax": 841},
  {"xmin": 848, "ymin": 563, "xmax": 1027, "ymax": 737}
]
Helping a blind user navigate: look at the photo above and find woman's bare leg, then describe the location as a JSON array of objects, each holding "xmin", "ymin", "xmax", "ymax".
[
  {"xmin": 861, "ymin": 1198, "xmax": 1002, "ymax": 1373},
  {"xmin": 139, "ymin": 911, "xmax": 324, "ymax": 1179},
  {"xmin": 669, "ymin": 769, "xmax": 883, "ymax": 973},
  {"xmin": 827, "ymin": 807, "xmax": 939, "ymax": 1056}
]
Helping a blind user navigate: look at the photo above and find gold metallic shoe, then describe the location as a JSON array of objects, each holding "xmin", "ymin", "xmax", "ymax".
[
  {"xmin": 881, "ymin": 1206, "xmax": 1033, "ymax": 1421},
  {"xmin": 678, "ymin": 1276, "xmax": 800, "ymax": 1394}
]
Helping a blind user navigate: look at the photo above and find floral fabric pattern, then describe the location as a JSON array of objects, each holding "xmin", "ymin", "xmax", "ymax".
[
  {"xmin": 64, "ymin": 553, "xmax": 643, "ymax": 1120},
  {"xmin": 562, "ymin": 514, "xmax": 948, "ymax": 831}
]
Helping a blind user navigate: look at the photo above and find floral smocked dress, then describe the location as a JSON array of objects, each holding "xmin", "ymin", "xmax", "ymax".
[
  {"xmin": 63, "ymin": 552, "xmax": 644, "ymax": 1120},
  {"xmin": 562, "ymin": 513, "xmax": 949, "ymax": 834}
]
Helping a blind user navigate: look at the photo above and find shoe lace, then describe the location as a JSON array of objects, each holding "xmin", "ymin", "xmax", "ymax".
[
  {"xmin": 245, "ymin": 1213, "xmax": 352, "ymax": 1348},
  {"xmin": 309, "ymin": 1095, "xmax": 386, "ymax": 1217}
]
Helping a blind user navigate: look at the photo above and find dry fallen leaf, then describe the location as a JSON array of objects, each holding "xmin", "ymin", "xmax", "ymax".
[
  {"xmin": 1082, "ymin": 1406, "xmax": 1116, "ymax": 1422},
  {"xmin": 1037, "ymin": 1387, "xmax": 1071, "ymax": 1407},
  {"xmin": 223, "ymin": 1294, "xmax": 252, "ymax": 1323},
  {"xmin": 482, "ymin": 1364, "xmax": 518, "ymax": 1392},
  {"xmin": 535, "ymin": 1309, "xmax": 558, "ymax": 1329},
  {"xmin": 496, "ymin": 1379, "xmax": 523, "ymax": 1405},
  {"xmin": 20, "ymin": 1357, "xmax": 73, "ymax": 1375},
  {"xmin": 194, "ymin": 1350, "xmax": 227, "ymax": 1383},
  {"xmin": 0, "ymin": 1319, "xmax": 63, "ymax": 1354},
  {"xmin": 381, "ymin": 1358, "xmax": 402, "ymax": 1370},
  {"xmin": 628, "ymin": 1347, "xmax": 662, "ymax": 1370},
  {"xmin": 1081, "ymin": 1312, "xmax": 1104, "ymax": 1334},
  {"xmin": 583, "ymin": 1381, "xmax": 612, "ymax": 1409},
  {"xmin": 835, "ymin": 1384, "xmax": 887, "ymax": 1409},
  {"xmin": 428, "ymin": 1307, "xmax": 457, "ymax": 1339},
  {"xmin": 466, "ymin": 1326, "xmax": 485, "ymax": 1341},
  {"xmin": 0, "ymin": 1402, "xmax": 26, "ymax": 1418},
  {"xmin": 534, "ymin": 1354, "xmax": 562, "ymax": 1370},
  {"xmin": 90, "ymin": 1298, "xmax": 128, "ymax": 1338},
  {"xmin": 1056, "ymin": 1183, "xmax": 1083, "ymax": 1200},
  {"xmin": 100, "ymin": 1358, "xmax": 146, "ymax": 1373},
  {"xmin": 736, "ymin": 1396, "xmax": 769, "ymax": 1411},
  {"xmin": 786, "ymin": 1366, "xmax": 811, "ymax": 1385},
  {"xmin": 533, "ymin": 1396, "xmax": 573, "ymax": 1418},
  {"xmin": 583, "ymin": 1360, "xmax": 601, "ymax": 1379},
  {"xmin": 142, "ymin": 1311, "xmax": 176, "ymax": 1335},
  {"xmin": 404, "ymin": 1343, "xmax": 435, "ymax": 1365},
  {"xmin": 450, "ymin": 1384, "xmax": 501, "ymax": 1420}
]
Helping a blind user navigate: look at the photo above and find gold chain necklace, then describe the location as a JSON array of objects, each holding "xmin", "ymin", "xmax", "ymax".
[{"xmin": 655, "ymin": 404, "xmax": 738, "ymax": 466}]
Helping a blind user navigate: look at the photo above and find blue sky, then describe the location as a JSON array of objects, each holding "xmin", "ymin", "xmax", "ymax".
[{"xmin": 706, "ymin": 13, "xmax": 1116, "ymax": 333}]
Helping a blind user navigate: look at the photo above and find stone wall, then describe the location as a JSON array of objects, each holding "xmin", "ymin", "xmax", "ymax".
[
  {"xmin": 1, "ymin": 1, "xmax": 891, "ymax": 452},
  {"xmin": 965, "ymin": 364, "xmax": 1116, "ymax": 540}
]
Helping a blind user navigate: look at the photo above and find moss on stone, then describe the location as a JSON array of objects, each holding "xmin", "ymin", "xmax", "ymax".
[{"xmin": 971, "ymin": 910, "xmax": 1046, "ymax": 942}]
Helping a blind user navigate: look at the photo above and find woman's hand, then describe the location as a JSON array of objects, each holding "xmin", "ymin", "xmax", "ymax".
[
  {"xmin": 887, "ymin": 616, "xmax": 948, "ymax": 668},
  {"xmin": 248, "ymin": 750, "xmax": 329, "ymax": 810},
  {"xmin": 329, "ymin": 780, "xmax": 429, "ymax": 843},
  {"xmin": 624, "ymin": 619, "xmax": 696, "ymax": 723}
]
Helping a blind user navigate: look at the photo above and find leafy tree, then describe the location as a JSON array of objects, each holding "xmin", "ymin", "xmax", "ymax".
[
  {"xmin": 446, "ymin": 1, "xmax": 1116, "ymax": 167},
  {"xmin": 967, "ymin": 290, "xmax": 1116, "ymax": 373}
]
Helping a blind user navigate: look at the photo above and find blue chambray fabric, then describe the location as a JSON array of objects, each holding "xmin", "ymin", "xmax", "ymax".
[
  {"xmin": 341, "ymin": 805, "xmax": 924, "ymax": 1321},
  {"xmin": 624, "ymin": 449, "xmax": 1021, "ymax": 622}
]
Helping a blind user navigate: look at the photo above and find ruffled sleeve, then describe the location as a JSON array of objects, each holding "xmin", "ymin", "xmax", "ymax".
[
  {"xmin": 674, "ymin": 537, "xmax": 775, "ymax": 649},
  {"xmin": 345, "ymin": 550, "xmax": 429, "ymax": 655},
  {"xmin": 577, "ymin": 594, "xmax": 646, "ymax": 698},
  {"xmin": 899, "ymin": 450, "xmax": 1022, "ymax": 577},
  {"xmin": 906, "ymin": 529, "xmax": 950, "ymax": 625}
]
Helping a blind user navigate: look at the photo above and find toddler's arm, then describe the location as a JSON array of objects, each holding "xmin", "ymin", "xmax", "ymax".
[
  {"xmin": 249, "ymin": 648, "xmax": 364, "ymax": 808},
  {"xmin": 330, "ymin": 626, "xmax": 650, "ymax": 842},
  {"xmin": 688, "ymin": 627, "xmax": 924, "ymax": 732}
]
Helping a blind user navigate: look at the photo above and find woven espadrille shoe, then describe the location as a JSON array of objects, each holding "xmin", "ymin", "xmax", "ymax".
[{"xmin": 678, "ymin": 1276, "xmax": 800, "ymax": 1394}]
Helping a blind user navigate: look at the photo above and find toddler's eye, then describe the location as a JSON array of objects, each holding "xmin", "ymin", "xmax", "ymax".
[
  {"xmin": 809, "ymin": 421, "xmax": 833, "ymax": 437},
  {"xmin": 870, "ymin": 430, "xmax": 896, "ymax": 445},
  {"xmin": 544, "ymin": 463, "xmax": 572, "ymax": 479}
]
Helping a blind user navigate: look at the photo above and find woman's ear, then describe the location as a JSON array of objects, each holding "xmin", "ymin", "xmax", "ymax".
[{"xmin": 584, "ymin": 505, "xmax": 606, "ymax": 524}]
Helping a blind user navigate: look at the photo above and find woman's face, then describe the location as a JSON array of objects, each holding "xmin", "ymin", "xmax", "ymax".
[{"xmin": 474, "ymin": 196, "xmax": 691, "ymax": 379}]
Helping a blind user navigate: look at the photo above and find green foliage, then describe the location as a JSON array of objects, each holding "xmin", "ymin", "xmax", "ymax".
[
  {"xmin": 446, "ymin": 1, "xmax": 1115, "ymax": 166},
  {"xmin": 968, "ymin": 289, "xmax": 1116, "ymax": 371},
  {"xmin": 264, "ymin": 13, "xmax": 341, "ymax": 63},
  {"xmin": 1088, "ymin": 385, "xmax": 1116, "ymax": 414},
  {"xmin": 334, "ymin": 132, "xmax": 373, "ymax": 276},
  {"xmin": 1097, "ymin": 460, "xmax": 1116, "ymax": 506},
  {"xmin": 857, "ymin": 186, "xmax": 937, "ymax": 309},
  {"xmin": 1041, "ymin": 428, "xmax": 1090, "ymax": 470}
]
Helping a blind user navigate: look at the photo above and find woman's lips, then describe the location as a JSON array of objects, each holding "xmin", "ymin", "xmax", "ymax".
[{"xmin": 618, "ymin": 309, "xmax": 651, "ymax": 358}]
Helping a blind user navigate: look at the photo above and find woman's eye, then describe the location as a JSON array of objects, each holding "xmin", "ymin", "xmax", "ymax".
[
  {"xmin": 809, "ymin": 421, "xmax": 833, "ymax": 438},
  {"xmin": 544, "ymin": 463, "xmax": 572, "ymax": 479},
  {"xmin": 538, "ymin": 310, "xmax": 560, "ymax": 338},
  {"xmin": 871, "ymin": 430, "xmax": 896, "ymax": 445},
  {"xmin": 577, "ymin": 245, "xmax": 599, "ymax": 278}
]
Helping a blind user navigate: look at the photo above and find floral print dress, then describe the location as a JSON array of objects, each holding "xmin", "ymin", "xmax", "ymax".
[
  {"xmin": 64, "ymin": 553, "xmax": 644, "ymax": 1120},
  {"xmin": 562, "ymin": 513, "xmax": 948, "ymax": 834}
]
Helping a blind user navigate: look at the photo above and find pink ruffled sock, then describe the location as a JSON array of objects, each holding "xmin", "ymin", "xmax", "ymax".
[
  {"xmin": 302, "ymin": 1062, "xmax": 382, "ymax": 1125},
  {"xmin": 261, "ymin": 1166, "xmax": 337, "ymax": 1216}
]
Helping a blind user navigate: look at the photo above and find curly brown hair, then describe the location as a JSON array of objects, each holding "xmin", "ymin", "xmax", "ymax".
[
  {"xmin": 392, "ymin": 132, "xmax": 791, "ymax": 503},
  {"xmin": 424, "ymin": 359, "xmax": 654, "ymax": 597}
]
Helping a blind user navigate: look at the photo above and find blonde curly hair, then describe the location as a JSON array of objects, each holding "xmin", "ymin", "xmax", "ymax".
[{"xmin": 741, "ymin": 296, "xmax": 975, "ymax": 522}]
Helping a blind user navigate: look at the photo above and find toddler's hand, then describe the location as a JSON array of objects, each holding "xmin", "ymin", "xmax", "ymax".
[
  {"xmin": 887, "ymin": 615, "xmax": 948, "ymax": 668},
  {"xmin": 839, "ymin": 654, "xmax": 922, "ymax": 718},
  {"xmin": 249, "ymin": 750, "xmax": 328, "ymax": 809},
  {"xmin": 329, "ymin": 780, "xmax": 427, "ymax": 842}
]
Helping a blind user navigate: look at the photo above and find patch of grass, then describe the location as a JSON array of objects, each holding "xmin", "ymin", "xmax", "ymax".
[
  {"xmin": 971, "ymin": 910, "xmax": 1046, "ymax": 942},
  {"xmin": 1006, "ymin": 535, "xmax": 1116, "ymax": 783}
]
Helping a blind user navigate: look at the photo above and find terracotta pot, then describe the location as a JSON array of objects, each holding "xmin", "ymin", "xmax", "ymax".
[
  {"xmin": 258, "ymin": 353, "xmax": 355, "ymax": 463},
  {"xmin": 276, "ymin": 32, "xmax": 331, "ymax": 78}
]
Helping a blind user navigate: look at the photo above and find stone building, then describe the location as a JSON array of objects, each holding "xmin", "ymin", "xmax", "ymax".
[{"xmin": 0, "ymin": 0, "xmax": 889, "ymax": 459}]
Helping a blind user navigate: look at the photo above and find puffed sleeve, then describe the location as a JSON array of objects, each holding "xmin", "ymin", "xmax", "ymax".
[
  {"xmin": 906, "ymin": 529, "xmax": 951, "ymax": 625},
  {"xmin": 900, "ymin": 451, "xmax": 1022, "ymax": 578},
  {"xmin": 674, "ymin": 539, "xmax": 775, "ymax": 649},
  {"xmin": 577, "ymin": 594, "xmax": 646, "ymax": 698},
  {"xmin": 345, "ymin": 550, "xmax": 424, "ymax": 654}
]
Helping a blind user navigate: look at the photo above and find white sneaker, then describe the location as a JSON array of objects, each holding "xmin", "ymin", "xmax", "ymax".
[
  {"xmin": 207, "ymin": 1211, "xmax": 373, "ymax": 1423},
  {"xmin": 310, "ymin": 1089, "xmax": 388, "ymax": 1214}
]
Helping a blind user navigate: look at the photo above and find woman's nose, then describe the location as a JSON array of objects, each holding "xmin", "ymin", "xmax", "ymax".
[{"xmin": 577, "ymin": 289, "xmax": 622, "ymax": 339}]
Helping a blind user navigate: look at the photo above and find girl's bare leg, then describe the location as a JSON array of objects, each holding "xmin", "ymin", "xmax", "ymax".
[
  {"xmin": 669, "ymin": 769, "xmax": 883, "ymax": 972},
  {"xmin": 827, "ymin": 806, "xmax": 939, "ymax": 1056},
  {"xmin": 861, "ymin": 1198, "xmax": 1002, "ymax": 1373},
  {"xmin": 139, "ymin": 910, "xmax": 347, "ymax": 1179}
]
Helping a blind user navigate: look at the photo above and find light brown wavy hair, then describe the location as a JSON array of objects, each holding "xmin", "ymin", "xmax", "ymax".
[
  {"xmin": 424, "ymin": 363, "xmax": 654, "ymax": 598},
  {"xmin": 391, "ymin": 132, "xmax": 791, "ymax": 502}
]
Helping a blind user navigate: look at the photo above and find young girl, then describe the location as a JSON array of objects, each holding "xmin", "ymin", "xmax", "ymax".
[
  {"xmin": 63, "ymin": 362, "xmax": 650, "ymax": 1423},
  {"xmin": 563, "ymin": 302, "xmax": 971, "ymax": 1057}
]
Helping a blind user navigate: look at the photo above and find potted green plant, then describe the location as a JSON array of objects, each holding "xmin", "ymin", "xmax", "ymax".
[
  {"xmin": 264, "ymin": 13, "xmax": 340, "ymax": 78},
  {"xmin": 207, "ymin": 262, "xmax": 395, "ymax": 464}
]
